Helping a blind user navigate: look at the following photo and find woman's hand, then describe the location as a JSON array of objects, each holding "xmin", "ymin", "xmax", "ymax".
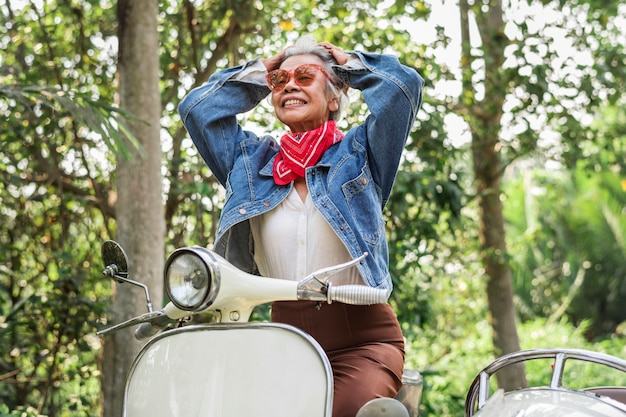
[
  {"xmin": 319, "ymin": 42, "xmax": 351, "ymax": 66},
  {"xmin": 262, "ymin": 49, "xmax": 288, "ymax": 72}
]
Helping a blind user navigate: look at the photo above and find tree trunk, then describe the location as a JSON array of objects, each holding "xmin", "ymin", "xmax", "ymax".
[
  {"xmin": 460, "ymin": 0, "xmax": 527, "ymax": 391},
  {"xmin": 472, "ymin": 132, "xmax": 527, "ymax": 390},
  {"xmin": 101, "ymin": 1, "xmax": 164, "ymax": 416}
]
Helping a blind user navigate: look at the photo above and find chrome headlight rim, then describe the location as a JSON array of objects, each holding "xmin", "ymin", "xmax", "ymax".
[{"xmin": 164, "ymin": 247, "xmax": 220, "ymax": 312}]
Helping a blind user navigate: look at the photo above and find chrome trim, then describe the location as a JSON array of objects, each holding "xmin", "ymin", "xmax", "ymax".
[
  {"xmin": 164, "ymin": 246, "xmax": 221, "ymax": 311},
  {"xmin": 465, "ymin": 348, "xmax": 626, "ymax": 417}
]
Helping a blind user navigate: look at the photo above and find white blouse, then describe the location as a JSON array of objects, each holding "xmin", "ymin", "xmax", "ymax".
[{"xmin": 249, "ymin": 187, "xmax": 364, "ymax": 285}]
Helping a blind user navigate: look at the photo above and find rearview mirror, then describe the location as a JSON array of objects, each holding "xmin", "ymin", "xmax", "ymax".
[{"xmin": 102, "ymin": 240, "xmax": 129, "ymax": 281}]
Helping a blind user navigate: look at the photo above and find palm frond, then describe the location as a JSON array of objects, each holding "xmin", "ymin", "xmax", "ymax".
[{"xmin": 0, "ymin": 84, "xmax": 145, "ymax": 160}]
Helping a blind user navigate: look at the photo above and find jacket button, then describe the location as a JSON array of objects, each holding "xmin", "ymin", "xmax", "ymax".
[
  {"xmin": 340, "ymin": 226, "xmax": 345, "ymax": 230},
  {"xmin": 361, "ymin": 178, "xmax": 367, "ymax": 185},
  {"xmin": 239, "ymin": 208, "xmax": 247, "ymax": 215},
  {"xmin": 263, "ymin": 201, "xmax": 270, "ymax": 206}
]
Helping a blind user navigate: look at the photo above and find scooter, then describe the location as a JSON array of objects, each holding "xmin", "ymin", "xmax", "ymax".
[
  {"xmin": 465, "ymin": 348, "xmax": 626, "ymax": 417},
  {"xmin": 97, "ymin": 240, "xmax": 422, "ymax": 417}
]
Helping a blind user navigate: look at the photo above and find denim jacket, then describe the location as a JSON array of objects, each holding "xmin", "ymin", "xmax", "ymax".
[{"xmin": 179, "ymin": 51, "xmax": 424, "ymax": 290}]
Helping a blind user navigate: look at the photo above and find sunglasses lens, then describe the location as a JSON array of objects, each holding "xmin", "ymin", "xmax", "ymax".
[
  {"xmin": 294, "ymin": 65, "xmax": 318, "ymax": 86},
  {"xmin": 268, "ymin": 70, "xmax": 289, "ymax": 90}
]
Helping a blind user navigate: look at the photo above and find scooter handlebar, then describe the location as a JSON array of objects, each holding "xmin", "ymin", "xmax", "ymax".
[
  {"xmin": 135, "ymin": 315, "xmax": 172, "ymax": 340},
  {"xmin": 134, "ymin": 303, "xmax": 188, "ymax": 340},
  {"xmin": 132, "ymin": 286, "xmax": 389, "ymax": 340},
  {"xmin": 327, "ymin": 285, "xmax": 390, "ymax": 305}
]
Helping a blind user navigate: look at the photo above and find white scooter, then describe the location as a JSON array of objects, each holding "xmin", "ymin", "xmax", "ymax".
[
  {"xmin": 97, "ymin": 241, "xmax": 422, "ymax": 417},
  {"xmin": 465, "ymin": 348, "xmax": 626, "ymax": 417}
]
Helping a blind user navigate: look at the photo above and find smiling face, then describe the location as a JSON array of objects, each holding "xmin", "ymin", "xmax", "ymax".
[{"xmin": 271, "ymin": 54, "xmax": 339, "ymax": 133}]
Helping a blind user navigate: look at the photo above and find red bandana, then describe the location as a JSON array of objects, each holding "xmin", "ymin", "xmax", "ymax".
[{"xmin": 272, "ymin": 120, "xmax": 344, "ymax": 185}]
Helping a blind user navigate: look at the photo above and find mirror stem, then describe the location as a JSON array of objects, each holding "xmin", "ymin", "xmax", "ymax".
[{"xmin": 110, "ymin": 274, "xmax": 154, "ymax": 312}]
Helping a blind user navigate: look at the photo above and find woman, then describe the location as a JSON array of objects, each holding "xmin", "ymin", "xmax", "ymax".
[{"xmin": 179, "ymin": 35, "xmax": 424, "ymax": 417}]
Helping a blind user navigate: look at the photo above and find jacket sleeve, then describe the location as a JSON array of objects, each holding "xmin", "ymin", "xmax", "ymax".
[
  {"xmin": 178, "ymin": 59, "xmax": 271, "ymax": 186},
  {"xmin": 335, "ymin": 52, "xmax": 424, "ymax": 204}
]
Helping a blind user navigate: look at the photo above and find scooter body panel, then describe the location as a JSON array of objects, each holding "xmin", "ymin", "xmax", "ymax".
[
  {"xmin": 475, "ymin": 388, "xmax": 626, "ymax": 417},
  {"xmin": 123, "ymin": 322, "xmax": 333, "ymax": 417}
]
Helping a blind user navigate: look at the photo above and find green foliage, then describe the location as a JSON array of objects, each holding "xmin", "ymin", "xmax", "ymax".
[
  {"xmin": 386, "ymin": 135, "xmax": 468, "ymax": 325},
  {"xmin": 0, "ymin": 404, "xmax": 46, "ymax": 417},
  {"xmin": 505, "ymin": 167, "xmax": 626, "ymax": 336},
  {"xmin": 403, "ymin": 228, "xmax": 490, "ymax": 417},
  {"xmin": 1, "ymin": 1, "xmax": 118, "ymax": 415},
  {"xmin": 0, "ymin": 181, "xmax": 111, "ymax": 415},
  {"xmin": 0, "ymin": 85, "xmax": 142, "ymax": 161}
]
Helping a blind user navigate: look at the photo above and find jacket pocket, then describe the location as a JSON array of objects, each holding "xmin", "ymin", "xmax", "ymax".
[{"xmin": 342, "ymin": 169, "xmax": 384, "ymax": 245}]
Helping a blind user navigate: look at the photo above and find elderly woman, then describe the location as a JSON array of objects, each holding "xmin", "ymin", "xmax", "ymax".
[{"xmin": 179, "ymin": 35, "xmax": 424, "ymax": 417}]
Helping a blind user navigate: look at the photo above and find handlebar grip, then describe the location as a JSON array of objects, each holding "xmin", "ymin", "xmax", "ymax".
[{"xmin": 327, "ymin": 285, "xmax": 390, "ymax": 305}]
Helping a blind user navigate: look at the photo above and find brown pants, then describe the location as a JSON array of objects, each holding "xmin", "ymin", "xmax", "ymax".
[{"xmin": 272, "ymin": 301, "xmax": 405, "ymax": 417}]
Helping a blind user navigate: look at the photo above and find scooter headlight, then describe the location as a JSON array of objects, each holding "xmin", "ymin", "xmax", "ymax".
[{"xmin": 164, "ymin": 247, "xmax": 220, "ymax": 311}]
